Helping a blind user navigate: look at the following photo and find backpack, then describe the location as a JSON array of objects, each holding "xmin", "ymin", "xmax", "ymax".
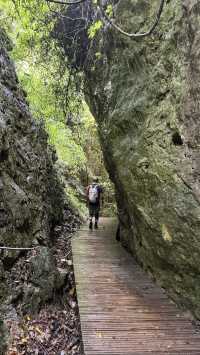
[{"xmin": 88, "ymin": 184, "xmax": 98, "ymax": 203}]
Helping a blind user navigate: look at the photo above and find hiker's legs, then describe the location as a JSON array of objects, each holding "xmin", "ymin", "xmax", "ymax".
[
  {"xmin": 89, "ymin": 203, "xmax": 95, "ymax": 229},
  {"xmin": 94, "ymin": 206, "xmax": 100, "ymax": 229},
  {"xmin": 95, "ymin": 210, "xmax": 99, "ymax": 222},
  {"xmin": 89, "ymin": 203, "xmax": 100, "ymax": 229}
]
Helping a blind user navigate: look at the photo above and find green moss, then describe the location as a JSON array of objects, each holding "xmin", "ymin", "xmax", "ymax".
[
  {"xmin": 83, "ymin": 0, "xmax": 200, "ymax": 318},
  {"xmin": 65, "ymin": 186, "xmax": 87, "ymax": 220}
]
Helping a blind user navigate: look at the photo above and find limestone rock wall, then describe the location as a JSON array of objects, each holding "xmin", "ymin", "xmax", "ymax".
[
  {"xmin": 0, "ymin": 30, "xmax": 64, "ymax": 249},
  {"xmin": 81, "ymin": 0, "xmax": 200, "ymax": 317},
  {"xmin": 0, "ymin": 29, "xmax": 67, "ymax": 352}
]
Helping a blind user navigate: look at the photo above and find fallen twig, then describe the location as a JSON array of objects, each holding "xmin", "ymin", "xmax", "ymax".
[{"xmin": 0, "ymin": 246, "xmax": 36, "ymax": 251}]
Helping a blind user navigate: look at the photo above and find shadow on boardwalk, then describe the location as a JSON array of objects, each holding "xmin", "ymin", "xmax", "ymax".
[{"xmin": 72, "ymin": 218, "xmax": 200, "ymax": 355}]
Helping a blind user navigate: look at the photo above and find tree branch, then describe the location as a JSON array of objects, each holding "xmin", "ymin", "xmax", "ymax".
[
  {"xmin": 98, "ymin": 0, "xmax": 165, "ymax": 38},
  {"xmin": 0, "ymin": 246, "xmax": 36, "ymax": 251},
  {"xmin": 46, "ymin": 0, "xmax": 165, "ymax": 38},
  {"xmin": 45, "ymin": 0, "xmax": 86, "ymax": 5}
]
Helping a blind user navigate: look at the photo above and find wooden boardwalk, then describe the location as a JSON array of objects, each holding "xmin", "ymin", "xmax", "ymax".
[{"xmin": 72, "ymin": 218, "xmax": 200, "ymax": 355}]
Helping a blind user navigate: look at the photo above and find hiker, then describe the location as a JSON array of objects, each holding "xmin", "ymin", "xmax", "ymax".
[{"xmin": 86, "ymin": 177, "xmax": 103, "ymax": 230}]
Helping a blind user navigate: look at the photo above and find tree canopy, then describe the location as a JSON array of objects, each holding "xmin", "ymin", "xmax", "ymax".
[{"xmin": 0, "ymin": 0, "xmax": 116, "ymax": 214}]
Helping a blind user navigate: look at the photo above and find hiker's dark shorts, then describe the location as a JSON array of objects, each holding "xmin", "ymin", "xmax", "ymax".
[{"xmin": 89, "ymin": 203, "xmax": 100, "ymax": 219}]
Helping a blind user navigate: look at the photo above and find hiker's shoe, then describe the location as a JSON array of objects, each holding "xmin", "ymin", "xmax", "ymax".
[
  {"xmin": 89, "ymin": 221, "xmax": 93, "ymax": 230},
  {"xmin": 94, "ymin": 222, "xmax": 98, "ymax": 229}
]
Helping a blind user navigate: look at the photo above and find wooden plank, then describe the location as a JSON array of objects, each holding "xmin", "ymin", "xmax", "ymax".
[{"xmin": 72, "ymin": 218, "xmax": 200, "ymax": 355}]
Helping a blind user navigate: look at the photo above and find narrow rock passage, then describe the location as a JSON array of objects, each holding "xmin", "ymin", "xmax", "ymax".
[{"xmin": 72, "ymin": 218, "xmax": 200, "ymax": 355}]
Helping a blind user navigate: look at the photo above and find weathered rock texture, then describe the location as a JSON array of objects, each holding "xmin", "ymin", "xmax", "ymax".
[
  {"xmin": 59, "ymin": 0, "xmax": 200, "ymax": 318},
  {"xmin": 0, "ymin": 28, "xmax": 71, "ymax": 352}
]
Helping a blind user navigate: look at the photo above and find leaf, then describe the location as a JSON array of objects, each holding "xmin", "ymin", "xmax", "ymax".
[
  {"xmin": 88, "ymin": 20, "xmax": 103, "ymax": 39},
  {"xmin": 35, "ymin": 326, "xmax": 44, "ymax": 336},
  {"xmin": 95, "ymin": 52, "xmax": 102, "ymax": 59},
  {"xmin": 20, "ymin": 337, "xmax": 29, "ymax": 344},
  {"xmin": 106, "ymin": 4, "xmax": 113, "ymax": 17}
]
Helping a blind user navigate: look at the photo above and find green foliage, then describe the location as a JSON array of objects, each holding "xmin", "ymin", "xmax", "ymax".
[
  {"xmin": 65, "ymin": 186, "xmax": 87, "ymax": 220},
  {"xmin": 106, "ymin": 4, "xmax": 113, "ymax": 17},
  {"xmin": 0, "ymin": 0, "xmax": 85, "ymax": 173},
  {"xmin": 88, "ymin": 20, "xmax": 103, "ymax": 39},
  {"xmin": 0, "ymin": 0, "xmax": 116, "ymax": 216},
  {"xmin": 47, "ymin": 120, "xmax": 86, "ymax": 172},
  {"xmin": 95, "ymin": 52, "xmax": 102, "ymax": 59}
]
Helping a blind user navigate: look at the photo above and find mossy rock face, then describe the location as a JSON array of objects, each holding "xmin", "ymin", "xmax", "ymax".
[
  {"xmin": 60, "ymin": 1, "xmax": 200, "ymax": 317},
  {"xmin": 0, "ymin": 30, "xmax": 64, "ymax": 250},
  {"xmin": 0, "ymin": 28, "xmax": 67, "ymax": 350}
]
